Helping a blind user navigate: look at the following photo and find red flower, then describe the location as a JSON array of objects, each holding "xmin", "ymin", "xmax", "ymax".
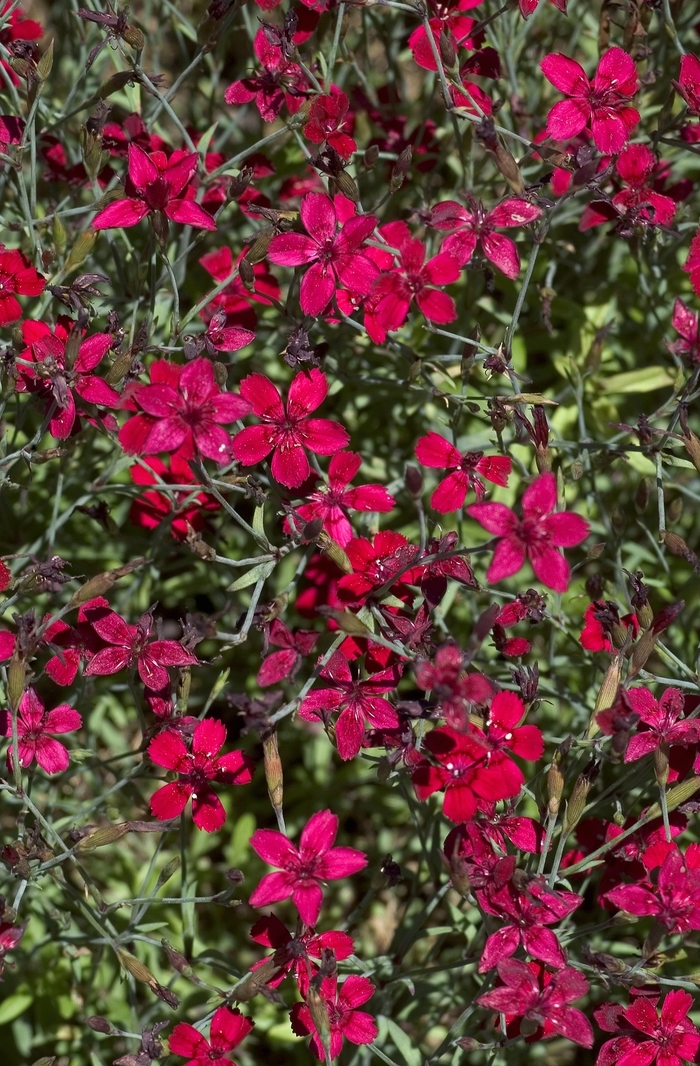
[
  {"xmin": 622, "ymin": 686, "xmax": 699, "ymax": 763},
  {"xmin": 305, "ymin": 88, "xmax": 356, "ymax": 160},
  {"xmin": 199, "ymin": 245, "xmax": 280, "ymax": 331},
  {"xmin": 579, "ymin": 144, "xmax": 677, "ymax": 231},
  {"xmin": 122, "ymin": 358, "xmax": 251, "ymax": 465},
  {"xmin": 267, "ymin": 192, "xmax": 378, "ymax": 317},
  {"xmin": 541, "ymin": 48, "xmax": 639, "ymax": 154},
  {"xmin": 291, "ymin": 974, "xmax": 378, "ymax": 1060},
  {"xmin": 83, "ymin": 609, "xmax": 199, "ymax": 689},
  {"xmin": 675, "ymin": 53, "xmax": 700, "ymax": 115},
  {"xmin": 580, "ymin": 600, "xmax": 638, "ymax": 652},
  {"xmin": 148, "ymin": 718, "xmax": 253, "ymax": 832},
  {"xmin": 224, "ymin": 28, "xmax": 306, "ymax": 123},
  {"xmin": 169, "ymin": 1006, "xmax": 253, "ymax": 1066},
  {"xmin": 683, "ymin": 230, "xmax": 700, "ymax": 299},
  {"xmin": 430, "ymin": 198, "xmax": 542, "ymax": 280},
  {"xmin": 478, "ymin": 878, "xmax": 582, "ymax": 972},
  {"xmin": 288, "ymin": 451, "xmax": 395, "ymax": 547},
  {"xmin": 231, "ymin": 368, "xmax": 350, "ymax": 488},
  {"xmin": 519, "ymin": 0, "xmax": 567, "ymax": 16},
  {"xmin": 0, "ymin": 919, "xmax": 26, "ymax": 979},
  {"xmin": 0, "ymin": 247, "xmax": 44, "ymax": 326},
  {"xmin": 467, "ymin": 472, "xmax": 589, "ymax": 593},
  {"xmin": 365, "ymin": 221, "xmax": 459, "ymax": 341},
  {"xmin": 129, "ymin": 454, "xmax": 220, "ymax": 541},
  {"xmin": 668, "ymin": 297, "xmax": 700, "ymax": 364},
  {"xmin": 408, "ymin": 0, "xmax": 484, "ymax": 73},
  {"xmin": 595, "ymin": 990, "xmax": 700, "ymax": 1066},
  {"xmin": 249, "ymin": 914, "xmax": 354, "ymax": 988},
  {"xmin": 415, "ymin": 432, "xmax": 512, "ymax": 512},
  {"xmin": 478, "ymin": 959, "xmax": 593, "ymax": 1048},
  {"xmin": 92, "ymin": 144, "xmax": 216, "ymax": 231},
  {"xmin": 257, "ymin": 619, "xmax": 318, "ymax": 687},
  {"xmin": 1, "ymin": 687, "xmax": 81, "ymax": 774},
  {"xmin": 485, "ymin": 690, "xmax": 544, "ymax": 762},
  {"xmin": 605, "ymin": 846, "xmax": 700, "ymax": 935},
  {"xmin": 414, "ymin": 643, "xmax": 493, "ymax": 730},
  {"xmin": 298, "ymin": 650, "xmax": 401, "ymax": 761},
  {"xmin": 248, "ymin": 809, "xmax": 367, "ymax": 926},
  {"xmin": 337, "ymin": 531, "xmax": 422, "ymax": 602},
  {"xmin": 16, "ymin": 320, "xmax": 119, "ymax": 439}
]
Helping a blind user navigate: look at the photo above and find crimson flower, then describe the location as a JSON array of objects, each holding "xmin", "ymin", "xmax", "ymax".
[
  {"xmin": 622, "ymin": 686, "xmax": 699, "ymax": 763},
  {"xmin": 478, "ymin": 959, "xmax": 593, "ymax": 1048},
  {"xmin": 484, "ymin": 690, "xmax": 544, "ymax": 762},
  {"xmin": 605, "ymin": 846, "xmax": 700, "ymax": 934},
  {"xmin": 200, "ymin": 308, "xmax": 256, "ymax": 356},
  {"xmin": 412, "ymin": 725, "xmax": 524, "ymax": 822},
  {"xmin": 148, "ymin": 718, "xmax": 253, "ymax": 832},
  {"xmin": 580, "ymin": 144, "xmax": 677, "ymax": 231},
  {"xmin": 337, "ymin": 531, "xmax": 422, "ymax": 602},
  {"xmin": 248, "ymin": 809, "xmax": 367, "ymax": 926},
  {"xmin": 305, "ymin": 88, "xmax": 356, "ymax": 159},
  {"xmin": 478, "ymin": 879, "xmax": 582, "ymax": 972},
  {"xmin": 0, "ymin": 247, "xmax": 44, "ymax": 326},
  {"xmin": 420, "ymin": 531, "xmax": 476, "ymax": 608},
  {"xmin": 467, "ymin": 472, "xmax": 589, "ymax": 593},
  {"xmin": 129, "ymin": 454, "xmax": 220, "ymax": 541},
  {"xmin": 298, "ymin": 650, "xmax": 401, "ymax": 761},
  {"xmin": 408, "ymin": 0, "xmax": 483, "ymax": 72},
  {"xmin": 0, "ymin": 919, "xmax": 26, "ymax": 979},
  {"xmin": 267, "ymin": 192, "xmax": 378, "ymax": 317},
  {"xmin": 580, "ymin": 600, "xmax": 638, "ymax": 652},
  {"xmin": 169, "ymin": 1006, "xmax": 253, "ymax": 1066},
  {"xmin": 250, "ymin": 914, "xmax": 354, "ymax": 989},
  {"xmin": 257, "ymin": 619, "xmax": 318, "ymax": 687},
  {"xmin": 595, "ymin": 991, "xmax": 700, "ymax": 1066},
  {"xmin": 430, "ymin": 198, "xmax": 542, "ymax": 279},
  {"xmin": 415, "ymin": 432, "xmax": 512, "ymax": 512},
  {"xmin": 519, "ymin": 0, "xmax": 566, "ymax": 16},
  {"xmin": 224, "ymin": 28, "xmax": 306, "ymax": 124},
  {"xmin": 231, "ymin": 368, "xmax": 350, "ymax": 488},
  {"xmin": 1, "ymin": 687, "xmax": 81, "ymax": 774},
  {"xmin": 288, "ymin": 451, "xmax": 395, "ymax": 546},
  {"xmin": 291, "ymin": 974, "xmax": 377, "ymax": 1060},
  {"xmin": 122, "ymin": 358, "xmax": 251, "ymax": 465},
  {"xmin": 365, "ymin": 220, "xmax": 459, "ymax": 341},
  {"xmin": 92, "ymin": 144, "xmax": 216, "ymax": 231},
  {"xmin": 541, "ymin": 48, "xmax": 639, "ymax": 154},
  {"xmin": 83, "ymin": 609, "xmax": 199, "ymax": 689},
  {"xmin": 668, "ymin": 298, "xmax": 700, "ymax": 364},
  {"xmin": 414, "ymin": 644, "xmax": 494, "ymax": 730},
  {"xmin": 675, "ymin": 53, "xmax": 700, "ymax": 115},
  {"xmin": 16, "ymin": 320, "xmax": 119, "ymax": 439}
]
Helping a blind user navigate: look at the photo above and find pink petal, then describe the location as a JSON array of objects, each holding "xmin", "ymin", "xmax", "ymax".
[
  {"xmin": 42, "ymin": 706, "xmax": 82, "ymax": 734},
  {"xmin": 249, "ymin": 870, "xmax": 295, "ymax": 908},
  {"xmin": 299, "ymin": 261, "xmax": 335, "ymax": 317},
  {"xmin": 34, "ymin": 736, "xmax": 70, "ymax": 774},
  {"xmin": 150, "ymin": 780, "xmax": 192, "ymax": 820},
  {"xmin": 267, "ymin": 232, "xmax": 319, "ymax": 267},
  {"xmin": 543, "ymin": 511, "xmax": 589, "ymax": 547},
  {"xmin": 431, "ymin": 471, "xmax": 469, "ymax": 513},
  {"xmin": 479, "ymin": 924, "xmax": 521, "ymax": 972},
  {"xmin": 92, "ymin": 198, "xmax": 150, "ymax": 229},
  {"xmin": 530, "ymin": 544, "xmax": 571, "ymax": 592},
  {"xmin": 416, "ymin": 287, "xmax": 457, "ymax": 324},
  {"xmin": 148, "ymin": 729, "xmax": 188, "ymax": 771},
  {"xmin": 540, "ymin": 53, "xmax": 589, "ymax": 95},
  {"xmin": 300, "ymin": 192, "xmax": 337, "ymax": 243},
  {"xmin": 467, "ymin": 502, "xmax": 518, "ymax": 535},
  {"xmin": 522, "ymin": 471, "xmax": 557, "ymax": 514},
  {"xmin": 127, "ymin": 143, "xmax": 158, "ymax": 189},
  {"xmin": 192, "ymin": 717, "xmax": 227, "ymax": 757},
  {"xmin": 83, "ymin": 646, "xmax": 131, "ymax": 676},
  {"xmin": 481, "ymin": 233, "xmax": 521, "ymax": 279},
  {"xmin": 169, "ymin": 1022, "xmax": 209, "ymax": 1059},
  {"xmin": 250, "ymin": 827, "xmax": 299, "ymax": 867},
  {"xmin": 210, "ymin": 1007, "xmax": 253, "ymax": 1051},
  {"xmin": 287, "ymin": 367, "xmax": 328, "ymax": 418},
  {"xmin": 166, "ymin": 198, "xmax": 217, "ymax": 230},
  {"xmin": 192, "ymin": 787, "xmax": 227, "ymax": 832},
  {"xmin": 270, "ymin": 437, "xmax": 311, "ymax": 487},
  {"xmin": 545, "ymin": 98, "xmax": 590, "ymax": 141},
  {"xmin": 291, "ymin": 880, "xmax": 324, "ymax": 926},
  {"xmin": 487, "ymin": 536, "xmax": 528, "ymax": 584},
  {"xmin": 238, "ymin": 373, "xmax": 284, "ymax": 419},
  {"xmin": 415, "ymin": 432, "xmax": 462, "ymax": 469}
]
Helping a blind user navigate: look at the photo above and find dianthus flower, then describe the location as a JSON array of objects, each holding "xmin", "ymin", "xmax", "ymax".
[
  {"xmin": 430, "ymin": 198, "xmax": 542, "ymax": 279},
  {"xmin": 579, "ymin": 144, "xmax": 677, "ymax": 231},
  {"xmin": 415, "ymin": 432, "xmax": 512, "ymax": 511},
  {"xmin": 1, "ymin": 687, "xmax": 81, "ymax": 774},
  {"xmin": 675, "ymin": 53, "xmax": 700, "ymax": 115},
  {"xmin": 169, "ymin": 1006, "xmax": 253, "ymax": 1066},
  {"xmin": 305, "ymin": 87, "xmax": 356, "ymax": 159},
  {"xmin": 621, "ymin": 686, "xmax": 699, "ymax": 764},
  {"xmin": 257, "ymin": 619, "xmax": 318, "ymax": 687},
  {"xmin": 540, "ymin": 47, "xmax": 639, "ymax": 154},
  {"xmin": 668, "ymin": 298, "xmax": 700, "ymax": 364},
  {"xmin": 248, "ymin": 809, "xmax": 367, "ymax": 926},
  {"xmin": 129, "ymin": 454, "xmax": 220, "ymax": 541},
  {"xmin": 478, "ymin": 959, "xmax": 593, "ymax": 1048},
  {"xmin": 224, "ymin": 28, "xmax": 306, "ymax": 123},
  {"xmin": 605, "ymin": 846, "xmax": 700, "ymax": 934},
  {"xmin": 595, "ymin": 990, "xmax": 700, "ymax": 1066},
  {"xmin": 0, "ymin": 247, "xmax": 45, "ymax": 326},
  {"xmin": 83, "ymin": 609, "xmax": 199, "ymax": 689},
  {"xmin": 249, "ymin": 914, "xmax": 354, "ymax": 989},
  {"xmin": 92, "ymin": 144, "xmax": 216, "ymax": 231},
  {"xmin": 467, "ymin": 472, "xmax": 589, "ymax": 593},
  {"xmin": 231, "ymin": 369, "xmax": 350, "ymax": 488},
  {"xmin": 407, "ymin": 0, "xmax": 483, "ymax": 72},
  {"xmin": 291, "ymin": 974, "xmax": 378, "ymax": 1061},
  {"xmin": 478, "ymin": 878, "xmax": 582, "ymax": 972},
  {"xmin": 288, "ymin": 451, "xmax": 395, "ymax": 547},
  {"xmin": 148, "ymin": 718, "xmax": 253, "ymax": 832}
]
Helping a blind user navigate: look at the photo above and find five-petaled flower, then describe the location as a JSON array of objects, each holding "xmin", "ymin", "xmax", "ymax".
[
  {"xmin": 92, "ymin": 144, "xmax": 217, "ymax": 231},
  {"xmin": 478, "ymin": 958, "xmax": 593, "ymax": 1048},
  {"xmin": 231, "ymin": 368, "xmax": 350, "ymax": 488},
  {"xmin": 1, "ymin": 687, "xmax": 81, "ymax": 774},
  {"xmin": 541, "ymin": 48, "xmax": 639, "ymax": 154},
  {"xmin": 0, "ymin": 919, "xmax": 26, "ymax": 979},
  {"xmin": 594, "ymin": 990, "xmax": 700, "ymax": 1066},
  {"xmin": 288, "ymin": 451, "xmax": 395, "ymax": 547},
  {"xmin": 248, "ymin": 809, "xmax": 367, "ymax": 926},
  {"xmin": 291, "ymin": 974, "xmax": 378, "ymax": 1060},
  {"xmin": 83, "ymin": 609, "xmax": 199, "ymax": 689},
  {"xmin": 467, "ymin": 471, "xmax": 589, "ymax": 593},
  {"xmin": 249, "ymin": 913, "xmax": 354, "ymax": 989},
  {"xmin": 169, "ymin": 1006, "xmax": 253, "ymax": 1066},
  {"xmin": 415, "ymin": 431, "xmax": 512, "ymax": 512},
  {"xmin": 620, "ymin": 686, "xmax": 699, "ymax": 765},
  {"xmin": 0, "ymin": 247, "xmax": 44, "ymax": 326},
  {"xmin": 604, "ymin": 846, "xmax": 700, "ymax": 934},
  {"xmin": 431, "ymin": 198, "xmax": 542, "ymax": 279},
  {"xmin": 668, "ymin": 297, "xmax": 700, "ymax": 364},
  {"xmin": 305, "ymin": 88, "xmax": 357, "ymax": 159},
  {"xmin": 267, "ymin": 192, "xmax": 378, "ymax": 317},
  {"xmin": 148, "ymin": 718, "xmax": 253, "ymax": 832}
]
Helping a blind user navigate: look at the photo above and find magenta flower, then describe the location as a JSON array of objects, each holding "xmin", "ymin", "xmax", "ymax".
[
  {"xmin": 467, "ymin": 472, "xmax": 589, "ymax": 593},
  {"xmin": 92, "ymin": 144, "xmax": 216, "ymax": 231},
  {"xmin": 291, "ymin": 974, "xmax": 378, "ymax": 1061},
  {"xmin": 0, "ymin": 247, "xmax": 44, "ymax": 326},
  {"xmin": 1, "ymin": 687, "xmax": 81, "ymax": 774},
  {"xmin": 668, "ymin": 297, "xmax": 700, "ymax": 364},
  {"xmin": 0, "ymin": 919, "xmax": 26, "ymax": 979},
  {"xmin": 256, "ymin": 619, "xmax": 318, "ymax": 687},
  {"xmin": 415, "ymin": 432, "xmax": 512, "ymax": 512},
  {"xmin": 231, "ymin": 368, "xmax": 350, "ymax": 488},
  {"xmin": 431, "ymin": 198, "xmax": 542, "ymax": 280},
  {"xmin": 125, "ymin": 357, "xmax": 251, "ymax": 464},
  {"xmin": 289, "ymin": 451, "xmax": 395, "ymax": 546},
  {"xmin": 305, "ymin": 88, "xmax": 357, "ymax": 160},
  {"xmin": 605, "ymin": 847, "xmax": 700, "ymax": 934},
  {"xmin": 623, "ymin": 686, "xmax": 699, "ymax": 764},
  {"xmin": 408, "ymin": 0, "xmax": 483, "ymax": 73},
  {"xmin": 541, "ymin": 48, "xmax": 639, "ymax": 154},
  {"xmin": 250, "ymin": 914, "xmax": 354, "ymax": 989},
  {"xmin": 478, "ymin": 959, "xmax": 593, "ymax": 1048},
  {"xmin": 17, "ymin": 320, "xmax": 119, "ymax": 439},
  {"xmin": 580, "ymin": 144, "xmax": 677, "ymax": 231},
  {"xmin": 519, "ymin": 0, "xmax": 566, "ymax": 16},
  {"xmin": 478, "ymin": 878, "xmax": 582, "ymax": 972},
  {"xmin": 675, "ymin": 53, "xmax": 700, "ymax": 115},
  {"xmin": 248, "ymin": 809, "xmax": 367, "ymax": 926},
  {"xmin": 169, "ymin": 1006, "xmax": 253, "ymax": 1066},
  {"xmin": 148, "ymin": 718, "xmax": 253, "ymax": 832},
  {"xmin": 267, "ymin": 192, "xmax": 378, "ymax": 317},
  {"xmin": 224, "ymin": 28, "xmax": 306, "ymax": 124},
  {"xmin": 595, "ymin": 990, "xmax": 700, "ymax": 1066},
  {"xmin": 83, "ymin": 609, "xmax": 199, "ymax": 689},
  {"xmin": 298, "ymin": 650, "xmax": 402, "ymax": 761}
]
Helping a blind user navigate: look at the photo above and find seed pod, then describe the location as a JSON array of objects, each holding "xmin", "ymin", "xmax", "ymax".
[
  {"xmin": 86, "ymin": 1017, "xmax": 113, "ymax": 1034},
  {"xmin": 76, "ymin": 823, "xmax": 130, "ymax": 852},
  {"xmin": 682, "ymin": 428, "xmax": 700, "ymax": 474},
  {"xmin": 654, "ymin": 742, "xmax": 670, "ymax": 788},
  {"xmin": 231, "ymin": 957, "xmax": 280, "ymax": 1001},
  {"xmin": 390, "ymin": 146, "xmax": 412, "ymax": 193},
  {"xmin": 645, "ymin": 776, "xmax": 700, "ymax": 821},
  {"xmin": 305, "ymin": 985, "xmax": 332, "ymax": 1060},
  {"xmin": 547, "ymin": 748, "xmax": 566, "ymax": 816},
  {"xmin": 586, "ymin": 653, "xmax": 622, "ymax": 737},
  {"xmin": 363, "ymin": 144, "xmax": 379, "ymax": 169},
  {"xmin": 122, "ymin": 25, "xmax": 145, "ymax": 51},
  {"xmin": 332, "ymin": 171, "xmax": 360, "ymax": 203},
  {"xmin": 7, "ymin": 657, "xmax": 26, "ymax": 712},
  {"xmin": 564, "ymin": 761, "xmax": 599, "ymax": 834},
  {"xmin": 262, "ymin": 728, "xmax": 283, "ymax": 819},
  {"xmin": 316, "ymin": 530, "xmax": 353, "ymax": 572},
  {"xmin": 244, "ymin": 229, "xmax": 272, "ymax": 265}
]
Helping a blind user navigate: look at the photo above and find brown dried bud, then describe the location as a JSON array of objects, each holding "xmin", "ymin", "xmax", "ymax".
[
  {"xmin": 245, "ymin": 229, "xmax": 273, "ymax": 265},
  {"xmin": 262, "ymin": 728, "xmax": 284, "ymax": 818},
  {"xmin": 547, "ymin": 749, "xmax": 566, "ymax": 816},
  {"xmin": 363, "ymin": 144, "xmax": 379, "ymax": 169},
  {"xmin": 682, "ymin": 427, "xmax": 700, "ymax": 475},
  {"xmin": 390, "ymin": 146, "xmax": 412, "ymax": 192},
  {"xmin": 332, "ymin": 171, "xmax": 360, "ymax": 203},
  {"xmin": 228, "ymin": 166, "xmax": 254, "ymax": 200},
  {"xmin": 86, "ymin": 1016, "xmax": 113, "ymax": 1034},
  {"xmin": 662, "ymin": 530, "xmax": 699, "ymax": 573},
  {"xmin": 439, "ymin": 29, "xmax": 456, "ymax": 71},
  {"xmin": 405, "ymin": 464, "xmax": 423, "ymax": 498},
  {"xmin": 122, "ymin": 25, "xmax": 145, "ymax": 51}
]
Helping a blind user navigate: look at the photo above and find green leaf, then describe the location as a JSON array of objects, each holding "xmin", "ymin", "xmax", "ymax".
[
  {"xmin": 382, "ymin": 1018, "xmax": 422, "ymax": 1066},
  {"xmin": 0, "ymin": 993, "xmax": 32, "ymax": 1026},
  {"xmin": 226, "ymin": 560, "xmax": 275, "ymax": 592},
  {"xmin": 599, "ymin": 367, "xmax": 676, "ymax": 394}
]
